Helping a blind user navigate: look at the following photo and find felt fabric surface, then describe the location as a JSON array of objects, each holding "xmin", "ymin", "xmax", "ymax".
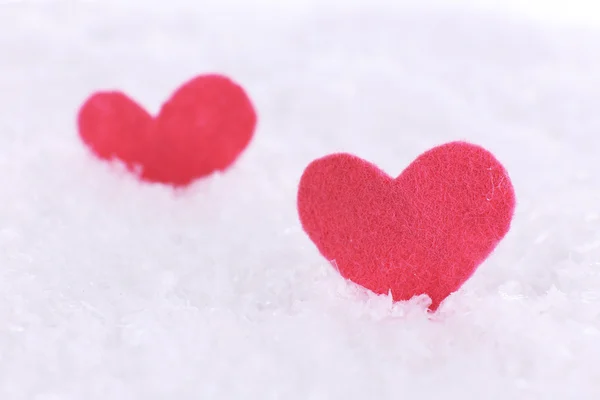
[
  {"xmin": 298, "ymin": 142, "xmax": 516, "ymax": 310},
  {"xmin": 78, "ymin": 74, "xmax": 257, "ymax": 186}
]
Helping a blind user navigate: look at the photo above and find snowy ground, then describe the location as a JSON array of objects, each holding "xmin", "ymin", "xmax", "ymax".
[{"xmin": 1, "ymin": 0, "xmax": 600, "ymax": 398}]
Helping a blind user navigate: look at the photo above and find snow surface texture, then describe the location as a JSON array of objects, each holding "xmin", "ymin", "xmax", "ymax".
[{"xmin": 1, "ymin": 0, "xmax": 600, "ymax": 399}]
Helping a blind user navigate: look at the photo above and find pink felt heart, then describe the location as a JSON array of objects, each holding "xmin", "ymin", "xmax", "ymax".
[
  {"xmin": 78, "ymin": 74, "xmax": 257, "ymax": 186},
  {"xmin": 297, "ymin": 141, "xmax": 516, "ymax": 310}
]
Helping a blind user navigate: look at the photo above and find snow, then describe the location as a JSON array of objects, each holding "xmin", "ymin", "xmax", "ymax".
[{"xmin": 1, "ymin": 0, "xmax": 600, "ymax": 398}]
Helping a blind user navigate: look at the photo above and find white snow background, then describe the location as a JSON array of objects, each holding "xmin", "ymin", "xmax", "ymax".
[{"xmin": 1, "ymin": 0, "xmax": 600, "ymax": 398}]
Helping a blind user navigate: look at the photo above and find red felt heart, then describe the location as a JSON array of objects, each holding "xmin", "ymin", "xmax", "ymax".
[
  {"xmin": 297, "ymin": 142, "xmax": 516, "ymax": 310},
  {"xmin": 78, "ymin": 74, "xmax": 257, "ymax": 186}
]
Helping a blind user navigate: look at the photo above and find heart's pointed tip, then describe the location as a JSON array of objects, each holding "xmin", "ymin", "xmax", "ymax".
[
  {"xmin": 426, "ymin": 299, "xmax": 442, "ymax": 313},
  {"xmin": 139, "ymin": 175, "xmax": 193, "ymax": 190}
]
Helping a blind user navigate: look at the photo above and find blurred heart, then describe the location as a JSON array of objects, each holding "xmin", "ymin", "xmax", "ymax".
[
  {"xmin": 78, "ymin": 74, "xmax": 257, "ymax": 186},
  {"xmin": 297, "ymin": 141, "xmax": 516, "ymax": 310}
]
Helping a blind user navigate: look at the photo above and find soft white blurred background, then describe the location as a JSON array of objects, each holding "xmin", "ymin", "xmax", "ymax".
[{"xmin": 1, "ymin": 0, "xmax": 600, "ymax": 399}]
